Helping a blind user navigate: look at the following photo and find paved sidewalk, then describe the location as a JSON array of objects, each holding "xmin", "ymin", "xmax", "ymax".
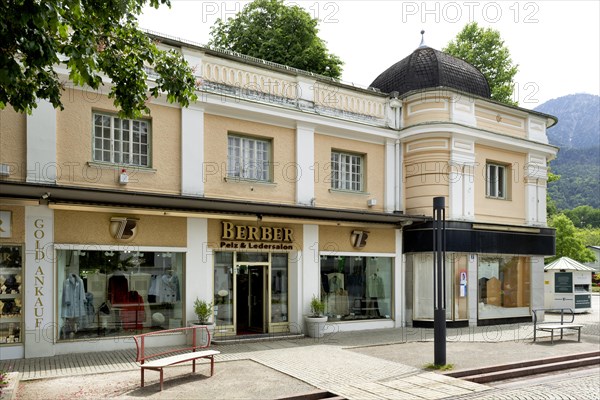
[{"xmin": 2, "ymin": 309, "xmax": 599, "ymax": 399}]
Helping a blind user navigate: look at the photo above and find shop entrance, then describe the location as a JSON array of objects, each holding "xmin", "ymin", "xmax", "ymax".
[{"xmin": 235, "ymin": 264, "xmax": 267, "ymax": 334}]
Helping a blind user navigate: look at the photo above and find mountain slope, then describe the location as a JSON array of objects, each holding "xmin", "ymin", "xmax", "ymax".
[{"xmin": 534, "ymin": 94, "xmax": 600, "ymax": 210}]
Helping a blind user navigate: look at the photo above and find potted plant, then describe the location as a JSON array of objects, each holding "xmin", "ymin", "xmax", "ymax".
[
  {"xmin": 193, "ymin": 298, "xmax": 214, "ymax": 326},
  {"xmin": 304, "ymin": 295, "xmax": 328, "ymax": 338}
]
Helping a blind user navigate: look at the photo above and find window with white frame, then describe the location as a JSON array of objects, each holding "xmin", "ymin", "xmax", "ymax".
[
  {"xmin": 486, "ymin": 163, "xmax": 507, "ymax": 199},
  {"xmin": 93, "ymin": 113, "xmax": 150, "ymax": 167},
  {"xmin": 331, "ymin": 151, "xmax": 364, "ymax": 191},
  {"xmin": 227, "ymin": 135, "xmax": 271, "ymax": 181}
]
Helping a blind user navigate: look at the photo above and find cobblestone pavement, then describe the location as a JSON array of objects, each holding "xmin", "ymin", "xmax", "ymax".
[{"xmin": 3, "ymin": 296, "xmax": 599, "ymax": 399}]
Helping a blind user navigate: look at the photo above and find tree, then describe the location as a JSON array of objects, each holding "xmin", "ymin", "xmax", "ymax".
[
  {"xmin": 546, "ymin": 171, "xmax": 560, "ymax": 218},
  {"xmin": 208, "ymin": 0, "xmax": 343, "ymax": 78},
  {"xmin": 444, "ymin": 22, "xmax": 518, "ymax": 105},
  {"xmin": 547, "ymin": 214, "xmax": 596, "ymax": 264},
  {"xmin": 564, "ymin": 206, "xmax": 600, "ymax": 228},
  {"xmin": 1, "ymin": 0, "xmax": 197, "ymax": 118}
]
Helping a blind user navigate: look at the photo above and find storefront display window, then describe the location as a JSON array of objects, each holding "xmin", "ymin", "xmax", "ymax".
[
  {"xmin": 0, "ymin": 245, "xmax": 23, "ymax": 344},
  {"xmin": 319, "ymin": 256, "xmax": 392, "ymax": 321},
  {"xmin": 214, "ymin": 252, "xmax": 233, "ymax": 327},
  {"xmin": 57, "ymin": 249, "xmax": 184, "ymax": 340},
  {"xmin": 478, "ymin": 255, "xmax": 530, "ymax": 319},
  {"xmin": 271, "ymin": 254, "xmax": 288, "ymax": 323}
]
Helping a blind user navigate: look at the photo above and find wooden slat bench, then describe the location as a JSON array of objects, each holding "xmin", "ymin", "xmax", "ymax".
[
  {"xmin": 133, "ymin": 326, "xmax": 220, "ymax": 391},
  {"xmin": 532, "ymin": 308, "xmax": 584, "ymax": 344}
]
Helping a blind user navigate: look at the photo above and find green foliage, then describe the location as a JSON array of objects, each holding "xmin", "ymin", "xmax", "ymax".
[
  {"xmin": 576, "ymin": 228, "xmax": 600, "ymax": 247},
  {"xmin": 443, "ymin": 22, "xmax": 518, "ymax": 105},
  {"xmin": 548, "ymin": 148, "xmax": 600, "ymax": 210},
  {"xmin": 546, "ymin": 171, "xmax": 560, "ymax": 218},
  {"xmin": 564, "ymin": 206, "xmax": 600, "ymax": 229},
  {"xmin": 309, "ymin": 295, "xmax": 325, "ymax": 317},
  {"xmin": 0, "ymin": 0, "xmax": 198, "ymax": 119},
  {"xmin": 424, "ymin": 363, "xmax": 454, "ymax": 371},
  {"xmin": 193, "ymin": 298, "xmax": 213, "ymax": 324},
  {"xmin": 547, "ymin": 214, "xmax": 596, "ymax": 264},
  {"xmin": 208, "ymin": 0, "xmax": 343, "ymax": 78}
]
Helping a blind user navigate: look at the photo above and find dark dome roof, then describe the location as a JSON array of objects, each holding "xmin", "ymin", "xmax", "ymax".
[{"xmin": 370, "ymin": 46, "xmax": 491, "ymax": 98}]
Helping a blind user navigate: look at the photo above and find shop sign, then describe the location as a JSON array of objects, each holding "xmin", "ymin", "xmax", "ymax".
[
  {"xmin": 575, "ymin": 294, "xmax": 591, "ymax": 309},
  {"xmin": 554, "ymin": 272, "xmax": 573, "ymax": 293},
  {"xmin": 110, "ymin": 217, "xmax": 139, "ymax": 241},
  {"xmin": 0, "ymin": 210, "xmax": 11, "ymax": 238},
  {"xmin": 351, "ymin": 230, "xmax": 369, "ymax": 248},
  {"xmin": 220, "ymin": 221, "xmax": 294, "ymax": 250}
]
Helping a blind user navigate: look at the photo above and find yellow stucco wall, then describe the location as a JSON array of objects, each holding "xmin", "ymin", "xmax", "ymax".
[
  {"xmin": 314, "ymin": 134, "xmax": 385, "ymax": 211},
  {"xmin": 319, "ymin": 226, "xmax": 395, "ymax": 253},
  {"xmin": 474, "ymin": 145, "xmax": 526, "ymax": 224},
  {"xmin": 0, "ymin": 205, "xmax": 25, "ymax": 244},
  {"xmin": 403, "ymin": 98, "xmax": 451, "ymax": 126},
  {"xmin": 54, "ymin": 210, "xmax": 186, "ymax": 247},
  {"xmin": 203, "ymin": 114, "xmax": 296, "ymax": 204},
  {"xmin": 0, "ymin": 108, "xmax": 26, "ymax": 182},
  {"xmin": 475, "ymin": 106, "xmax": 527, "ymax": 138},
  {"xmin": 55, "ymin": 89, "xmax": 181, "ymax": 194},
  {"xmin": 403, "ymin": 138, "xmax": 450, "ymax": 217},
  {"xmin": 206, "ymin": 219, "xmax": 304, "ymax": 250}
]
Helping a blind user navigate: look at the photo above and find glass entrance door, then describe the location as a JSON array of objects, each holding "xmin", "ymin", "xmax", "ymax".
[{"xmin": 236, "ymin": 264, "xmax": 267, "ymax": 334}]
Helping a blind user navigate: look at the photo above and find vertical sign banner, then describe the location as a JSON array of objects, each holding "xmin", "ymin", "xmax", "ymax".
[
  {"xmin": 0, "ymin": 210, "xmax": 12, "ymax": 238},
  {"xmin": 25, "ymin": 206, "xmax": 54, "ymax": 358}
]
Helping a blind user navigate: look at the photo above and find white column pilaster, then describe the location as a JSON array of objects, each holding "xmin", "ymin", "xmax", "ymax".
[
  {"xmin": 394, "ymin": 229, "xmax": 405, "ymax": 327},
  {"xmin": 301, "ymin": 225, "xmax": 319, "ymax": 318},
  {"xmin": 27, "ymin": 100, "xmax": 57, "ymax": 183},
  {"xmin": 186, "ymin": 218, "xmax": 212, "ymax": 323},
  {"xmin": 467, "ymin": 253, "xmax": 478, "ymax": 327},
  {"xmin": 450, "ymin": 138, "xmax": 475, "ymax": 221},
  {"xmin": 384, "ymin": 139, "xmax": 396, "ymax": 212},
  {"xmin": 24, "ymin": 206, "xmax": 54, "ymax": 358},
  {"xmin": 181, "ymin": 106, "xmax": 205, "ymax": 196},
  {"xmin": 296, "ymin": 123, "xmax": 315, "ymax": 206}
]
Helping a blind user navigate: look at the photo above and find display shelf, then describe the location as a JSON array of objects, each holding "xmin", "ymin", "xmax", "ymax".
[
  {"xmin": 0, "ymin": 316, "xmax": 21, "ymax": 323},
  {"xmin": 0, "ymin": 245, "xmax": 23, "ymax": 346}
]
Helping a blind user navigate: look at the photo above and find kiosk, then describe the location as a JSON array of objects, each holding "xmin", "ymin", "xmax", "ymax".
[{"xmin": 544, "ymin": 257, "xmax": 594, "ymax": 313}]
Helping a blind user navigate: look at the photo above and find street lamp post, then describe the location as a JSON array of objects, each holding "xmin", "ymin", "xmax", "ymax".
[{"xmin": 433, "ymin": 196, "xmax": 447, "ymax": 366}]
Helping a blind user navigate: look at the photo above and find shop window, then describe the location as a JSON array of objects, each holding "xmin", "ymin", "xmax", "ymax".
[
  {"xmin": 56, "ymin": 249, "xmax": 183, "ymax": 340},
  {"xmin": 0, "ymin": 245, "xmax": 23, "ymax": 345},
  {"xmin": 486, "ymin": 163, "xmax": 507, "ymax": 199},
  {"xmin": 214, "ymin": 252, "xmax": 233, "ymax": 327},
  {"xmin": 319, "ymin": 256, "xmax": 392, "ymax": 321},
  {"xmin": 227, "ymin": 134, "xmax": 271, "ymax": 181},
  {"xmin": 478, "ymin": 256, "xmax": 530, "ymax": 319},
  {"xmin": 271, "ymin": 254, "xmax": 288, "ymax": 323},
  {"xmin": 93, "ymin": 112, "xmax": 150, "ymax": 167},
  {"xmin": 331, "ymin": 151, "xmax": 364, "ymax": 192}
]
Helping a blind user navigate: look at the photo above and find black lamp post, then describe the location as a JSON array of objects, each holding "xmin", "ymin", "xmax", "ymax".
[{"xmin": 433, "ymin": 196, "xmax": 447, "ymax": 366}]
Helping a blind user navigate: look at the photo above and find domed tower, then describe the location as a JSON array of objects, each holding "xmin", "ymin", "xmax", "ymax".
[{"xmin": 370, "ymin": 32, "xmax": 490, "ymax": 98}]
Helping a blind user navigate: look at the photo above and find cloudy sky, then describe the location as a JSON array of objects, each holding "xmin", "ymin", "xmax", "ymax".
[{"xmin": 140, "ymin": 1, "xmax": 600, "ymax": 109}]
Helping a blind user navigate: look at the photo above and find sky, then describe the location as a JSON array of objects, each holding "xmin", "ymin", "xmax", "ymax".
[{"xmin": 139, "ymin": 1, "xmax": 600, "ymax": 109}]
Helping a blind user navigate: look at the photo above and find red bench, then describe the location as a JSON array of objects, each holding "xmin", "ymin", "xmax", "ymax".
[{"xmin": 133, "ymin": 326, "xmax": 220, "ymax": 391}]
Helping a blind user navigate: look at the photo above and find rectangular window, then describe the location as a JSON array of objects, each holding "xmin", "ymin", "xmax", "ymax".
[
  {"xmin": 331, "ymin": 151, "xmax": 364, "ymax": 191},
  {"xmin": 478, "ymin": 255, "xmax": 531, "ymax": 319},
  {"xmin": 56, "ymin": 249, "xmax": 184, "ymax": 340},
  {"xmin": 227, "ymin": 135, "xmax": 271, "ymax": 181},
  {"xmin": 319, "ymin": 256, "xmax": 392, "ymax": 321},
  {"xmin": 93, "ymin": 113, "xmax": 150, "ymax": 167},
  {"xmin": 486, "ymin": 163, "xmax": 506, "ymax": 199}
]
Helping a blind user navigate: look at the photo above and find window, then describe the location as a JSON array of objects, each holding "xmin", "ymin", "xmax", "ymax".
[
  {"xmin": 486, "ymin": 163, "xmax": 507, "ymax": 199},
  {"xmin": 319, "ymin": 256, "xmax": 392, "ymax": 321},
  {"xmin": 56, "ymin": 249, "xmax": 184, "ymax": 340},
  {"xmin": 93, "ymin": 113, "xmax": 150, "ymax": 167},
  {"xmin": 227, "ymin": 135, "xmax": 271, "ymax": 181},
  {"xmin": 331, "ymin": 151, "xmax": 364, "ymax": 191}
]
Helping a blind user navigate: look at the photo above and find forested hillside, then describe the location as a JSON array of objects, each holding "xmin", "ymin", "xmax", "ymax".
[{"xmin": 535, "ymin": 94, "xmax": 600, "ymax": 209}]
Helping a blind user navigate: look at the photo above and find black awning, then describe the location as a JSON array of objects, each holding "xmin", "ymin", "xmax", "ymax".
[{"xmin": 0, "ymin": 181, "xmax": 427, "ymax": 226}]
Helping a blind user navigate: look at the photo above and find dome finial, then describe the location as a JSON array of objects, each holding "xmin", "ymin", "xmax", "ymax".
[{"xmin": 418, "ymin": 30, "xmax": 427, "ymax": 48}]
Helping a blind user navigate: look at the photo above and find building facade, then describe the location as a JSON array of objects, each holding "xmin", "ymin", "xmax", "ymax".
[{"xmin": 0, "ymin": 34, "xmax": 557, "ymax": 359}]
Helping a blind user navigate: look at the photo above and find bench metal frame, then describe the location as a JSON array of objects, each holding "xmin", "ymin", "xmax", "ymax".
[
  {"xmin": 133, "ymin": 326, "xmax": 220, "ymax": 391},
  {"xmin": 532, "ymin": 308, "xmax": 583, "ymax": 344}
]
